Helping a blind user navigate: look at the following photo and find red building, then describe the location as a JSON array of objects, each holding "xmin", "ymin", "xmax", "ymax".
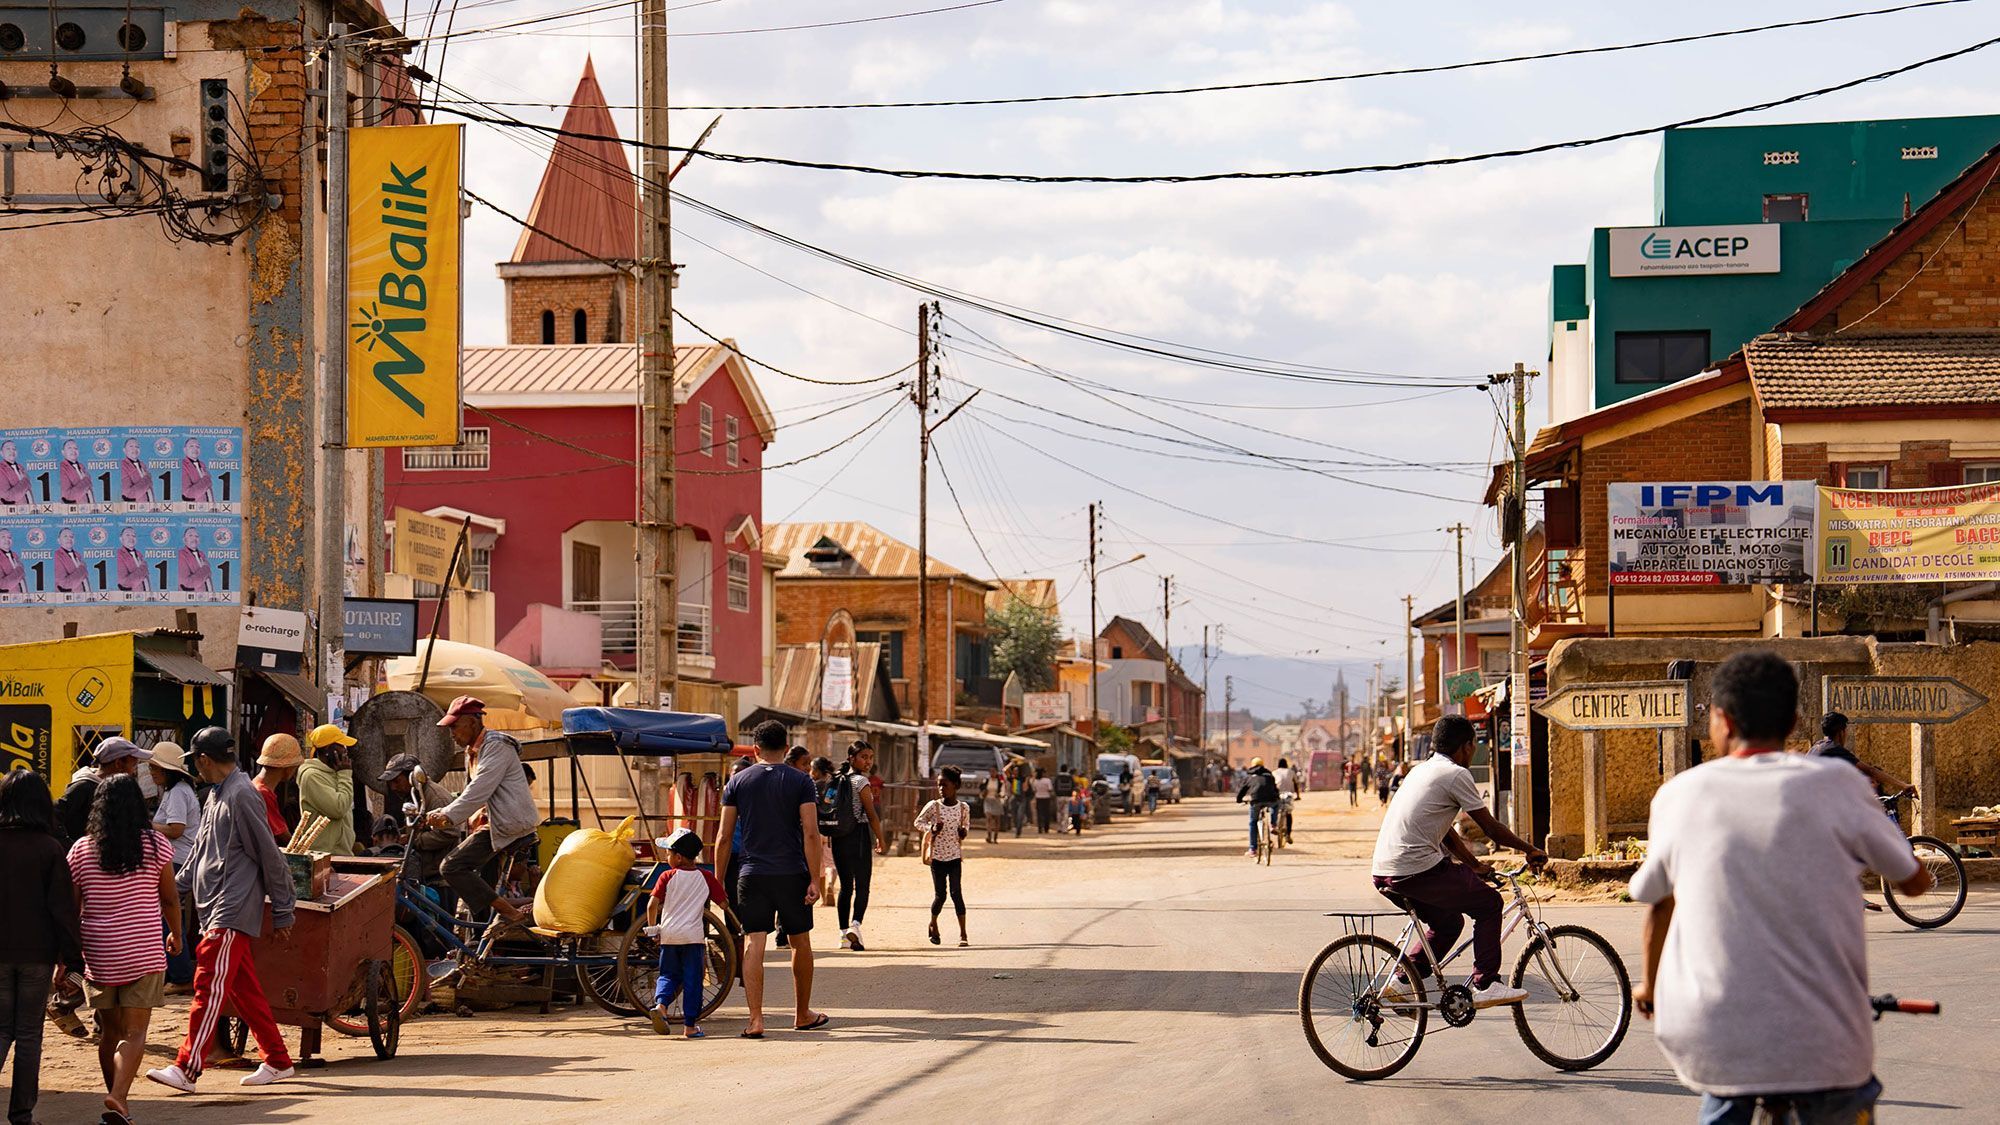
[{"xmin": 382, "ymin": 60, "xmax": 774, "ymax": 711}]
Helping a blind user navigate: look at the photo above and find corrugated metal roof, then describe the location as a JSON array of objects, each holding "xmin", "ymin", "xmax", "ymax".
[
  {"xmin": 770, "ymin": 642, "xmax": 887, "ymax": 716},
  {"xmin": 766, "ymin": 521, "xmax": 981, "ymax": 581},
  {"xmin": 133, "ymin": 648, "xmax": 228, "ymax": 686},
  {"xmin": 986, "ymin": 578, "xmax": 1058, "ymax": 616},
  {"xmin": 509, "ymin": 58, "xmax": 637, "ymax": 266},
  {"xmin": 461, "ymin": 343, "xmax": 718, "ymax": 399}
]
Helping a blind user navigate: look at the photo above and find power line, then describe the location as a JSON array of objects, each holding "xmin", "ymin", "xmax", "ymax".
[
  {"xmin": 433, "ymin": 1, "xmax": 1972, "ymax": 111},
  {"xmin": 421, "ymin": 36, "xmax": 2000, "ymax": 183}
]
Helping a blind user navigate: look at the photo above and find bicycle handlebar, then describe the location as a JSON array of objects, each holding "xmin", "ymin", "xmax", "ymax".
[{"xmin": 1871, "ymin": 994, "xmax": 1940, "ymax": 1017}]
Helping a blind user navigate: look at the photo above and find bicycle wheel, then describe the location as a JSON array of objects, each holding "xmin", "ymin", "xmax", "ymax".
[
  {"xmin": 1259, "ymin": 814, "xmax": 1275, "ymax": 865},
  {"xmin": 1299, "ymin": 934, "xmax": 1428, "ymax": 1080},
  {"xmin": 617, "ymin": 909, "xmax": 737, "ymax": 1025},
  {"xmin": 326, "ymin": 926, "xmax": 425, "ymax": 1037},
  {"xmin": 1510, "ymin": 924, "xmax": 1632, "ymax": 1071},
  {"xmin": 576, "ymin": 931, "xmax": 642, "ymax": 1017},
  {"xmin": 363, "ymin": 959, "xmax": 401, "ymax": 1060},
  {"xmin": 1884, "ymin": 836, "xmax": 1967, "ymax": 929}
]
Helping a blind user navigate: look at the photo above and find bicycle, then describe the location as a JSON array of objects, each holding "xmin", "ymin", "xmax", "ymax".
[
  {"xmin": 1257, "ymin": 805, "xmax": 1278, "ymax": 865},
  {"xmin": 1873, "ymin": 793, "xmax": 1966, "ymax": 929},
  {"xmin": 1746, "ymin": 995, "xmax": 1939, "ymax": 1123},
  {"xmin": 1300, "ymin": 864, "xmax": 1632, "ymax": 1080}
]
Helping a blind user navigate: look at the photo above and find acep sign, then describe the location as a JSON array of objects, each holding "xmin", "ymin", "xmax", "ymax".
[{"xmin": 1608, "ymin": 224, "xmax": 1779, "ymax": 278}]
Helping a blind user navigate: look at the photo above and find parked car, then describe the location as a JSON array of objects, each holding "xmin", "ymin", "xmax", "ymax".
[
  {"xmin": 931, "ymin": 741, "xmax": 1009, "ymax": 818},
  {"xmin": 1141, "ymin": 764, "xmax": 1182, "ymax": 804},
  {"xmin": 1096, "ymin": 752, "xmax": 1144, "ymax": 813}
]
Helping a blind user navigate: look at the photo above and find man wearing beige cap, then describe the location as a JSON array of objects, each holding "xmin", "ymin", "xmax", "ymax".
[
  {"xmin": 252, "ymin": 734, "xmax": 301, "ymax": 842},
  {"xmin": 429, "ymin": 696, "xmax": 537, "ymax": 925},
  {"xmin": 299, "ymin": 724, "xmax": 358, "ymax": 856}
]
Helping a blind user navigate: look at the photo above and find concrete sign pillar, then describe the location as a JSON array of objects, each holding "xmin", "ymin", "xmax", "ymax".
[
  {"xmin": 1911, "ymin": 724, "xmax": 1939, "ymax": 837},
  {"xmin": 1582, "ymin": 731, "xmax": 1608, "ymax": 858}
]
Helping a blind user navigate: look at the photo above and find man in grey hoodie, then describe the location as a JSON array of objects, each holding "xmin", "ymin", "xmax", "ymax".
[
  {"xmin": 147, "ymin": 726, "xmax": 297, "ymax": 1095},
  {"xmin": 430, "ymin": 696, "xmax": 538, "ymax": 925}
]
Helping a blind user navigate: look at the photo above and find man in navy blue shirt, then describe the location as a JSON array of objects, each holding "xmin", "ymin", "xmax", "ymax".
[{"xmin": 716, "ymin": 720, "xmax": 829, "ymax": 1038}]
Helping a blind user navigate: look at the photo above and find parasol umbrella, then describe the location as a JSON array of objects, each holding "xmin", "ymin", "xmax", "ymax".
[{"xmin": 383, "ymin": 639, "xmax": 573, "ymax": 731}]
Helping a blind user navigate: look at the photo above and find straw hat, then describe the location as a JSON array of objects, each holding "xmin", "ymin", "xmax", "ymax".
[
  {"xmin": 257, "ymin": 733, "xmax": 303, "ymax": 769},
  {"xmin": 148, "ymin": 742, "xmax": 193, "ymax": 779}
]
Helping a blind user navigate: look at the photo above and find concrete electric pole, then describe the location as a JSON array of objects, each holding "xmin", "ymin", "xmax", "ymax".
[
  {"xmin": 635, "ymin": 0, "xmax": 678, "ymax": 713},
  {"xmin": 1504, "ymin": 362, "xmax": 1536, "ymax": 837}
]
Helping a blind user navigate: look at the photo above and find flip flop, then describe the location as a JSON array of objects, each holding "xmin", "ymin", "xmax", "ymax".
[
  {"xmin": 928, "ymin": 924, "xmax": 941, "ymax": 946},
  {"xmin": 793, "ymin": 1014, "xmax": 830, "ymax": 1031},
  {"xmin": 686, "ymin": 1027, "xmax": 706, "ymax": 1040},
  {"xmin": 739, "ymin": 1029, "xmax": 765, "ymax": 1039}
]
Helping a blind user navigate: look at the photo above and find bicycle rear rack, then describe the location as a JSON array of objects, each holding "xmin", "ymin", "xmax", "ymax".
[{"xmin": 1322, "ymin": 911, "xmax": 1410, "ymax": 941}]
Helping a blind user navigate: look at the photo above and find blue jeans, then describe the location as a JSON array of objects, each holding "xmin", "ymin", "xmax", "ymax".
[
  {"xmin": 165, "ymin": 882, "xmax": 194, "ymax": 985},
  {"xmin": 1248, "ymin": 802, "xmax": 1276, "ymax": 848},
  {"xmin": 653, "ymin": 942, "xmax": 706, "ymax": 1026},
  {"xmin": 1698, "ymin": 1077, "xmax": 1882, "ymax": 1124}
]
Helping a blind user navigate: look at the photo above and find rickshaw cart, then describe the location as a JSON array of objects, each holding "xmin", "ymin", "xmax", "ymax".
[{"xmin": 233, "ymin": 858, "xmax": 403, "ymax": 1064}]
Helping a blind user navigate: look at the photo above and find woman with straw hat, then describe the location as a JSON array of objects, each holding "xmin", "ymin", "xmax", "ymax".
[
  {"xmin": 148, "ymin": 743, "xmax": 200, "ymax": 990},
  {"xmin": 252, "ymin": 734, "xmax": 301, "ymax": 842}
]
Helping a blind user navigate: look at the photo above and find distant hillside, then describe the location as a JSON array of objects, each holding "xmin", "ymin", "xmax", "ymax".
[{"xmin": 1172, "ymin": 648, "xmax": 1397, "ymax": 725}]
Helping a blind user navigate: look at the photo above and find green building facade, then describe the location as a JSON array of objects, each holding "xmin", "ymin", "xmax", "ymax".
[{"xmin": 1549, "ymin": 114, "xmax": 2000, "ymax": 422}]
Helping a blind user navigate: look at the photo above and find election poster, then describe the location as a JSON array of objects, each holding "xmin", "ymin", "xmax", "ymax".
[
  {"xmin": 0, "ymin": 425, "xmax": 241, "ymax": 514},
  {"xmin": 1607, "ymin": 481, "xmax": 1816, "ymax": 586},
  {"xmin": 0, "ymin": 512, "xmax": 241, "ymax": 606},
  {"xmin": 1817, "ymin": 483, "xmax": 2000, "ymax": 584}
]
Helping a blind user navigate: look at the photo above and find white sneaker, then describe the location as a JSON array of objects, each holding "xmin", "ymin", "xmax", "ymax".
[
  {"xmin": 240, "ymin": 1063, "xmax": 296, "ymax": 1086},
  {"xmin": 146, "ymin": 1064, "xmax": 197, "ymax": 1093},
  {"xmin": 1377, "ymin": 976, "xmax": 1415, "ymax": 1004},
  {"xmin": 848, "ymin": 925, "xmax": 866, "ymax": 952},
  {"xmin": 1471, "ymin": 980, "xmax": 1529, "ymax": 1008}
]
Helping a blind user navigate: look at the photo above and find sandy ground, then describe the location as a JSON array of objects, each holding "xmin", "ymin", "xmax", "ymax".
[{"xmin": 18, "ymin": 793, "xmax": 1998, "ymax": 1124}]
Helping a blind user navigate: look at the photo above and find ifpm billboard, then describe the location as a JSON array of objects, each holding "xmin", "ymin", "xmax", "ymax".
[
  {"xmin": 1607, "ymin": 481, "xmax": 1815, "ymax": 586},
  {"xmin": 347, "ymin": 124, "xmax": 463, "ymax": 449}
]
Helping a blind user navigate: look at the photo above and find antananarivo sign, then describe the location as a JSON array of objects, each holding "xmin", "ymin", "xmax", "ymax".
[
  {"xmin": 1822, "ymin": 676, "xmax": 1987, "ymax": 725},
  {"xmin": 1535, "ymin": 680, "xmax": 1689, "ymax": 731},
  {"xmin": 347, "ymin": 124, "xmax": 462, "ymax": 449}
]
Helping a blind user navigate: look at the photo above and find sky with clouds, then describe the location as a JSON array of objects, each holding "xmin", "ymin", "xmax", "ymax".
[{"xmin": 423, "ymin": 0, "xmax": 2000, "ymax": 713}]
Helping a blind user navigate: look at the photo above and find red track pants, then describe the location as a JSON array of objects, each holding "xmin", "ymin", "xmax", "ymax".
[{"xmin": 175, "ymin": 928, "xmax": 292, "ymax": 1078}]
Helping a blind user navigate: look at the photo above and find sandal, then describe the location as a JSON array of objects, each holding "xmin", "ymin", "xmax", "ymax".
[
  {"xmin": 739, "ymin": 1029, "xmax": 765, "ymax": 1040},
  {"xmin": 928, "ymin": 922, "xmax": 941, "ymax": 946},
  {"xmin": 794, "ymin": 1013, "xmax": 830, "ymax": 1031}
]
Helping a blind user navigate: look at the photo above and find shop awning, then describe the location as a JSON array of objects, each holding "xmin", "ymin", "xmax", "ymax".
[
  {"xmin": 134, "ymin": 648, "xmax": 228, "ymax": 686},
  {"xmin": 250, "ymin": 669, "xmax": 324, "ymax": 715}
]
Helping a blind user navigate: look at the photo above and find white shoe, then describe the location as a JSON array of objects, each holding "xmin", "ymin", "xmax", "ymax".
[
  {"xmin": 240, "ymin": 1063, "xmax": 296, "ymax": 1086},
  {"xmin": 1245, "ymin": 848, "xmax": 1259, "ymax": 857},
  {"xmin": 1471, "ymin": 980, "xmax": 1529, "ymax": 1008},
  {"xmin": 1377, "ymin": 976, "xmax": 1415, "ymax": 1004},
  {"xmin": 146, "ymin": 1064, "xmax": 197, "ymax": 1093}
]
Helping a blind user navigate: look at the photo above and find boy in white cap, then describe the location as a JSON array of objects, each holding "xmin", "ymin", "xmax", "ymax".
[{"xmin": 644, "ymin": 828, "xmax": 727, "ymax": 1038}]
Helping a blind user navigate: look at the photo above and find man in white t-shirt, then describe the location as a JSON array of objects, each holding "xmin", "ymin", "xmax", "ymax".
[
  {"xmin": 1370, "ymin": 715, "xmax": 1545, "ymax": 1008},
  {"xmin": 1631, "ymin": 650, "xmax": 1929, "ymax": 1122}
]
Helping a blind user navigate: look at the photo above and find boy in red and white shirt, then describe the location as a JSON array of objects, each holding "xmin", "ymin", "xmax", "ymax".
[{"xmin": 646, "ymin": 829, "xmax": 726, "ymax": 1038}]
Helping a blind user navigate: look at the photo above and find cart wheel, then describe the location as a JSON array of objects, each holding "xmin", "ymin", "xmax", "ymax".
[
  {"xmin": 218, "ymin": 1015, "xmax": 249, "ymax": 1059},
  {"xmin": 363, "ymin": 959, "xmax": 401, "ymax": 1060},
  {"xmin": 617, "ymin": 908, "xmax": 737, "ymax": 1026},
  {"xmin": 326, "ymin": 926, "xmax": 425, "ymax": 1037},
  {"xmin": 576, "ymin": 931, "xmax": 642, "ymax": 1018}
]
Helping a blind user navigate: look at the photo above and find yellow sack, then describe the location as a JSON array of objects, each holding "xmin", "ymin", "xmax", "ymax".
[{"xmin": 532, "ymin": 816, "xmax": 639, "ymax": 934}]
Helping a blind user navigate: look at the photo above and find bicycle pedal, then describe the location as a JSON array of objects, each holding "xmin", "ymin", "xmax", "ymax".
[{"xmin": 1864, "ymin": 901, "xmax": 1886, "ymax": 913}]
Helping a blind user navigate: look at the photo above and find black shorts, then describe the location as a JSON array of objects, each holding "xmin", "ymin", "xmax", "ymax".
[{"xmin": 736, "ymin": 872, "xmax": 813, "ymax": 937}]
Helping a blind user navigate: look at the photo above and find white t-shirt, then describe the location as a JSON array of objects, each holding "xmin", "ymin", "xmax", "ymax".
[
  {"xmin": 1272, "ymin": 766, "xmax": 1299, "ymax": 796},
  {"xmin": 152, "ymin": 782, "xmax": 201, "ymax": 867},
  {"xmin": 1369, "ymin": 755, "xmax": 1483, "ymax": 877},
  {"xmin": 1032, "ymin": 777, "xmax": 1054, "ymax": 799},
  {"xmin": 1630, "ymin": 753, "xmax": 1920, "ymax": 1097}
]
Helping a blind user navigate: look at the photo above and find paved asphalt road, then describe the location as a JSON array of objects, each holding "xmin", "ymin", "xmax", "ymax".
[{"xmin": 26, "ymin": 794, "xmax": 1998, "ymax": 1123}]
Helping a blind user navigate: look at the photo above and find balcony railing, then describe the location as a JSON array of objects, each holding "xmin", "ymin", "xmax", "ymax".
[
  {"xmin": 565, "ymin": 600, "xmax": 710, "ymax": 660},
  {"xmin": 401, "ymin": 429, "xmax": 490, "ymax": 471},
  {"xmin": 1529, "ymin": 548, "xmax": 1587, "ymax": 632}
]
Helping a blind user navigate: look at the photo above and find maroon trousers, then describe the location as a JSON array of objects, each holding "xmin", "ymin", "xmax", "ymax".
[{"xmin": 1373, "ymin": 858, "xmax": 1504, "ymax": 985}]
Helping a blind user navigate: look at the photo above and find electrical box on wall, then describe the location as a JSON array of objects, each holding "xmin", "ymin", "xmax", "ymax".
[
  {"xmin": 0, "ymin": 6, "xmax": 175, "ymax": 61},
  {"xmin": 198, "ymin": 76, "xmax": 227, "ymax": 191}
]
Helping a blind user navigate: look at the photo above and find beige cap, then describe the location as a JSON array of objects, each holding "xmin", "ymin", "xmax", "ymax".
[{"xmin": 257, "ymin": 733, "xmax": 303, "ymax": 769}]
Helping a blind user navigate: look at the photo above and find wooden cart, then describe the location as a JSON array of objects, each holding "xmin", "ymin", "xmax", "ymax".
[{"xmin": 225, "ymin": 862, "xmax": 403, "ymax": 1066}]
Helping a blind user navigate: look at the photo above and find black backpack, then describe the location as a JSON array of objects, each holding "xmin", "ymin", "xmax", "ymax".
[{"xmin": 817, "ymin": 774, "xmax": 859, "ymax": 838}]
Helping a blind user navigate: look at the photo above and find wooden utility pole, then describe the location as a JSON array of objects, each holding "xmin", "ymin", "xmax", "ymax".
[
  {"xmin": 1161, "ymin": 574, "xmax": 1173, "ymax": 741},
  {"xmin": 635, "ymin": 0, "xmax": 677, "ymax": 713},
  {"xmin": 1087, "ymin": 501, "xmax": 1099, "ymax": 732},
  {"xmin": 1403, "ymin": 594, "xmax": 1415, "ymax": 758},
  {"xmin": 915, "ymin": 303, "xmax": 934, "ymax": 747},
  {"xmin": 1200, "ymin": 624, "xmax": 1209, "ymax": 753},
  {"xmin": 1448, "ymin": 522, "xmax": 1468, "ymax": 713},
  {"xmin": 1501, "ymin": 363, "xmax": 1535, "ymax": 836}
]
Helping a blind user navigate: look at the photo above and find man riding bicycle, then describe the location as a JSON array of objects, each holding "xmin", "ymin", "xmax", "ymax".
[
  {"xmin": 1235, "ymin": 759, "xmax": 1279, "ymax": 857},
  {"xmin": 1631, "ymin": 651, "xmax": 1933, "ymax": 1123},
  {"xmin": 1370, "ymin": 716, "xmax": 1545, "ymax": 1009},
  {"xmin": 1811, "ymin": 711, "xmax": 1916, "ymax": 812},
  {"xmin": 1272, "ymin": 757, "xmax": 1301, "ymax": 843}
]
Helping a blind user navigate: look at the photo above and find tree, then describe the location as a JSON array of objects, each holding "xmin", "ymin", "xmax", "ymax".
[
  {"xmin": 1097, "ymin": 723, "xmax": 1135, "ymax": 753},
  {"xmin": 987, "ymin": 597, "xmax": 1061, "ymax": 691}
]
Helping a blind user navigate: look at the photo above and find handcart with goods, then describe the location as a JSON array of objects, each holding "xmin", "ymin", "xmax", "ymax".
[
  {"xmin": 218, "ymin": 848, "xmax": 406, "ymax": 1066},
  {"xmin": 387, "ymin": 707, "xmax": 746, "ymax": 1030}
]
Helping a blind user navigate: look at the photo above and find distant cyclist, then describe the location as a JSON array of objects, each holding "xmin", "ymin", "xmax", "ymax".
[
  {"xmin": 1370, "ymin": 716, "xmax": 1545, "ymax": 1009},
  {"xmin": 1272, "ymin": 757, "xmax": 1302, "ymax": 842},
  {"xmin": 1235, "ymin": 759, "xmax": 1279, "ymax": 857},
  {"xmin": 1810, "ymin": 712, "xmax": 1915, "ymax": 807},
  {"xmin": 1632, "ymin": 651, "xmax": 1932, "ymax": 1122}
]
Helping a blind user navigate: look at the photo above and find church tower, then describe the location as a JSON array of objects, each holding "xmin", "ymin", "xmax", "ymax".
[{"xmin": 498, "ymin": 57, "xmax": 637, "ymax": 345}]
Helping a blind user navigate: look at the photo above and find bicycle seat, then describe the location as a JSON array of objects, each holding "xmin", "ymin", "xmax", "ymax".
[{"xmin": 1377, "ymin": 888, "xmax": 1415, "ymax": 913}]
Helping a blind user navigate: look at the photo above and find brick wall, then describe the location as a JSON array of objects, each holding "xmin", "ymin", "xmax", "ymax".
[
  {"xmin": 1579, "ymin": 399, "xmax": 1755, "ymax": 595},
  {"xmin": 1826, "ymin": 180, "xmax": 2000, "ymax": 330},
  {"xmin": 774, "ymin": 575, "xmax": 988, "ymax": 722},
  {"xmin": 1888, "ymin": 439, "xmax": 1957, "ymax": 488},
  {"xmin": 505, "ymin": 273, "xmax": 633, "ymax": 344},
  {"xmin": 1778, "ymin": 440, "xmax": 1832, "ymax": 485}
]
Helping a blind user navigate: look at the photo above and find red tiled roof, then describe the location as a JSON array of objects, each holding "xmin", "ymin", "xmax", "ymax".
[
  {"xmin": 1745, "ymin": 330, "xmax": 2000, "ymax": 417},
  {"xmin": 509, "ymin": 58, "xmax": 637, "ymax": 265}
]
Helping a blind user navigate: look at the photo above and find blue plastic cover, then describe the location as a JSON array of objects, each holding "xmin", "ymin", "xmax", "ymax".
[{"xmin": 560, "ymin": 707, "xmax": 732, "ymax": 753}]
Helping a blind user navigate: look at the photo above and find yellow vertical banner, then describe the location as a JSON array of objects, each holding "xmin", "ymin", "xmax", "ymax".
[{"xmin": 347, "ymin": 123, "xmax": 462, "ymax": 448}]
